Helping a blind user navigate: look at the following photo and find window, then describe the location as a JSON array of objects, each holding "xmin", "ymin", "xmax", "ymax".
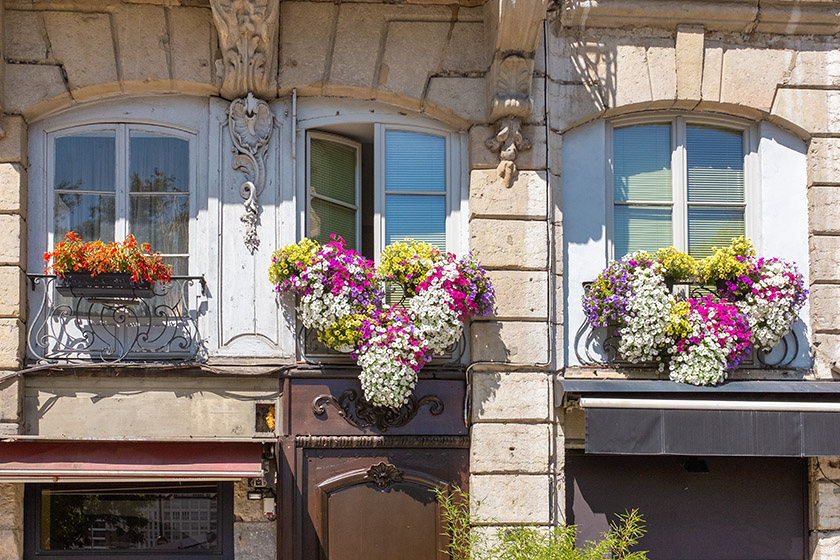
[
  {"xmin": 49, "ymin": 124, "xmax": 192, "ymax": 275},
  {"xmin": 610, "ymin": 117, "xmax": 750, "ymax": 259},
  {"xmin": 24, "ymin": 482, "xmax": 233, "ymax": 559},
  {"xmin": 305, "ymin": 123, "xmax": 456, "ymax": 260}
]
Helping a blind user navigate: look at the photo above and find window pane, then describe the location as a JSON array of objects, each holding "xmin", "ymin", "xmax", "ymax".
[
  {"xmin": 310, "ymin": 137, "xmax": 357, "ymax": 206},
  {"xmin": 129, "ymin": 133, "xmax": 189, "ymax": 193},
  {"xmin": 55, "ymin": 193, "xmax": 115, "ymax": 242},
  {"xmin": 130, "ymin": 194, "xmax": 189, "ymax": 255},
  {"xmin": 385, "ymin": 194, "xmax": 445, "ymax": 250},
  {"xmin": 385, "ymin": 131, "xmax": 446, "ymax": 192},
  {"xmin": 613, "ymin": 205, "xmax": 672, "ymax": 258},
  {"xmin": 687, "ymin": 126, "xmax": 744, "ymax": 203},
  {"xmin": 311, "ymin": 197, "xmax": 357, "ymax": 249},
  {"xmin": 54, "ymin": 134, "xmax": 115, "ymax": 192},
  {"xmin": 688, "ymin": 206, "xmax": 745, "ymax": 258},
  {"xmin": 613, "ymin": 125, "xmax": 672, "ymax": 202},
  {"xmin": 40, "ymin": 484, "xmax": 219, "ymax": 551}
]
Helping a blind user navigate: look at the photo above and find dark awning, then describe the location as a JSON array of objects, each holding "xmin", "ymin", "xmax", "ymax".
[
  {"xmin": 558, "ymin": 379, "xmax": 840, "ymax": 457},
  {"xmin": 0, "ymin": 441, "xmax": 264, "ymax": 482}
]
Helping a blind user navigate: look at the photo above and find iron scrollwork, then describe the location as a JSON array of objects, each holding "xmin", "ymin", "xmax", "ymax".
[{"xmin": 312, "ymin": 389, "xmax": 444, "ymax": 432}]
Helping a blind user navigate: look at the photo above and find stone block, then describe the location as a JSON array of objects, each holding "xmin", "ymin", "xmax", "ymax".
[
  {"xmin": 675, "ymin": 25, "xmax": 704, "ymax": 100},
  {"xmin": 43, "ymin": 12, "xmax": 118, "ymax": 94},
  {"xmin": 169, "ymin": 7, "xmax": 215, "ymax": 88},
  {"xmin": 279, "ymin": 2, "xmax": 334, "ymax": 87},
  {"xmin": 0, "ymin": 484, "xmax": 22, "ymax": 530},
  {"xmin": 472, "ymin": 371, "xmax": 551, "ymax": 422},
  {"xmin": 812, "ymin": 531, "xmax": 840, "ymax": 560},
  {"xmin": 547, "ymin": 81, "xmax": 604, "ymax": 132},
  {"xmin": 772, "ymin": 89, "xmax": 838, "ymax": 135},
  {"xmin": 234, "ymin": 522, "xmax": 276, "ymax": 560},
  {"xmin": 646, "ymin": 42, "xmax": 677, "ymax": 102},
  {"xmin": 469, "ymin": 125, "xmax": 497, "ymax": 169},
  {"xmin": 329, "ymin": 5, "xmax": 384, "ymax": 89},
  {"xmin": 511, "ymin": 124, "xmax": 547, "ymax": 171},
  {"xmin": 4, "ymin": 63, "xmax": 69, "ymax": 116},
  {"xmin": 810, "ymin": 187, "xmax": 840, "ymax": 234},
  {"xmin": 0, "ymin": 164, "xmax": 25, "ymax": 215},
  {"xmin": 471, "ymin": 423, "xmax": 550, "ymax": 474},
  {"xmin": 470, "ymin": 169, "xmax": 546, "ymax": 219},
  {"xmin": 0, "ymin": 320, "xmax": 23, "ymax": 369},
  {"xmin": 701, "ymin": 43, "xmax": 724, "ymax": 102},
  {"xmin": 0, "ymin": 378, "xmax": 20, "ymax": 423},
  {"xmin": 0, "ymin": 117, "xmax": 26, "ymax": 165},
  {"xmin": 814, "ymin": 480, "xmax": 840, "ymax": 531},
  {"xmin": 788, "ymin": 45, "xmax": 840, "ymax": 87},
  {"xmin": 0, "ymin": 268, "xmax": 24, "ymax": 319},
  {"xmin": 471, "ymin": 320, "xmax": 548, "ymax": 364},
  {"xmin": 470, "ymin": 474, "xmax": 550, "ymax": 524},
  {"xmin": 612, "ymin": 43, "xmax": 653, "ymax": 107},
  {"xmin": 531, "ymin": 76, "xmax": 546, "ymax": 125},
  {"xmin": 487, "ymin": 270, "xmax": 547, "ymax": 320},
  {"xmin": 721, "ymin": 47, "xmax": 793, "ymax": 111},
  {"xmin": 813, "ymin": 333, "xmax": 840, "ymax": 380},
  {"xmin": 114, "ymin": 4, "xmax": 169, "ymax": 83},
  {"xmin": 234, "ymin": 480, "xmax": 266, "ymax": 522},
  {"xmin": 809, "ymin": 138, "xmax": 840, "ymax": 185},
  {"xmin": 379, "ymin": 21, "xmax": 449, "ymax": 100},
  {"xmin": 0, "ymin": 216, "xmax": 22, "ymax": 267},
  {"xmin": 5, "ymin": 10, "xmax": 48, "ymax": 61},
  {"xmin": 811, "ymin": 236, "xmax": 840, "ymax": 282},
  {"xmin": 811, "ymin": 285, "xmax": 840, "ymax": 333},
  {"xmin": 470, "ymin": 219, "xmax": 547, "ymax": 270},
  {"xmin": 441, "ymin": 22, "xmax": 489, "ymax": 73},
  {"xmin": 0, "ymin": 528, "xmax": 22, "ymax": 560},
  {"xmin": 426, "ymin": 77, "xmax": 486, "ymax": 123}
]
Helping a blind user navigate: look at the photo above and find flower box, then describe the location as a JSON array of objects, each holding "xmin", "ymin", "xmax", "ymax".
[{"xmin": 56, "ymin": 272, "xmax": 155, "ymax": 299}]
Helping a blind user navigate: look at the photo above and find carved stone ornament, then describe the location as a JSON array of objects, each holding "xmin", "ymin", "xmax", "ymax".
[
  {"xmin": 312, "ymin": 389, "xmax": 444, "ymax": 432},
  {"xmin": 486, "ymin": 115, "xmax": 531, "ymax": 189},
  {"xmin": 228, "ymin": 93, "xmax": 274, "ymax": 254},
  {"xmin": 365, "ymin": 462, "xmax": 404, "ymax": 489},
  {"xmin": 210, "ymin": 0, "xmax": 279, "ymax": 100}
]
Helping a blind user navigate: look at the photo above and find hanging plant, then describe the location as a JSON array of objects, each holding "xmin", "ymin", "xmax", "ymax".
[
  {"xmin": 270, "ymin": 236, "xmax": 495, "ymax": 408},
  {"xmin": 582, "ymin": 237, "xmax": 807, "ymax": 386}
]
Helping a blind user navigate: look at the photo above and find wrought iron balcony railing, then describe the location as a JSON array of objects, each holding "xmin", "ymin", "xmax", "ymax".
[
  {"xmin": 26, "ymin": 275, "xmax": 207, "ymax": 364},
  {"xmin": 573, "ymin": 282, "xmax": 805, "ymax": 370}
]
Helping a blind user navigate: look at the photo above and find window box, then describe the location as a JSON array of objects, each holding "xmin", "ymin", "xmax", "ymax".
[{"xmin": 55, "ymin": 272, "xmax": 155, "ymax": 299}]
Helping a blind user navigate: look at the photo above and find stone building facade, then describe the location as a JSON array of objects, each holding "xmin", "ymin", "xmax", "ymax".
[{"xmin": 0, "ymin": 0, "xmax": 838, "ymax": 558}]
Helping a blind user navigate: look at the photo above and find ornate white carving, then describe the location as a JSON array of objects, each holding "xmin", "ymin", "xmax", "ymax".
[
  {"xmin": 485, "ymin": 0, "xmax": 548, "ymax": 186},
  {"xmin": 210, "ymin": 0, "xmax": 280, "ymax": 100},
  {"xmin": 228, "ymin": 93, "xmax": 274, "ymax": 254}
]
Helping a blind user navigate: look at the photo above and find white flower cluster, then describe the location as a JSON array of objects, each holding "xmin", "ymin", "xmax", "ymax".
[
  {"xmin": 618, "ymin": 265, "xmax": 675, "ymax": 363},
  {"xmin": 737, "ymin": 260, "xmax": 805, "ymax": 351},
  {"xmin": 357, "ymin": 327, "xmax": 421, "ymax": 408},
  {"xmin": 294, "ymin": 251, "xmax": 364, "ymax": 331},
  {"xmin": 408, "ymin": 262, "xmax": 463, "ymax": 353},
  {"xmin": 668, "ymin": 311, "xmax": 729, "ymax": 385}
]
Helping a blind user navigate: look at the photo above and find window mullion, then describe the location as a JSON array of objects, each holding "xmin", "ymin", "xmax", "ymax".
[
  {"xmin": 672, "ymin": 117, "xmax": 687, "ymax": 252},
  {"xmin": 115, "ymin": 124, "xmax": 129, "ymax": 240},
  {"xmin": 373, "ymin": 123, "xmax": 385, "ymax": 262}
]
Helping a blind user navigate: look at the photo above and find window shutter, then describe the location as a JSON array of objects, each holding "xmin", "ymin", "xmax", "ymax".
[{"xmin": 309, "ymin": 135, "xmax": 359, "ymax": 249}]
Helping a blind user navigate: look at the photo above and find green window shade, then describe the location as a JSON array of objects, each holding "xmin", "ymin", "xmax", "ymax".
[
  {"xmin": 688, "ymin": 207, "xmax": 745, "ymax": 258},
  {"xmin": 613, "ymin": 125, "xmax": 672, "ymax": 202},
  {"xmin": 310, "ymin": 137, "xmax": 358, "ymax": 205},
  {"xmin": 613, "ymin": 205, "xmax": 673, "ymax": 258},
  {"xmin": 687, "ymin": 126, "xmax": 744, "ymax": 203},
  {"xmin": 385, "ymin": 131, "xmax": 446, "ymax": 192},
  {"xmin": 309, "ymin": 135, "xmax": 358, "ymax": 248},
  {"xmin": 385, "ymin": 195, "xmax": 446, "ymax": 250},
  {"xmin": 311, "ymin": 198, "xmax": 357, "ymax": 249}
]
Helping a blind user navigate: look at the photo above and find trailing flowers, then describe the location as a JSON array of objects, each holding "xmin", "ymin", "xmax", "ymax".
[
  {"xmin": 270, "ymin": 237, "xmax": 495, "ymax": 407},
  {"xmin": 583, "ymin": 237, "xmax": 807, "ymax": 386}
]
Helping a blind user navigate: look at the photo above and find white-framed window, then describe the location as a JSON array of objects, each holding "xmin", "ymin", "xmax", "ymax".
[
  {"xmin": 297, "ymin": 101, "xmax": 467, "ymax": 262},
  {"xmin": 608, "ymin": 115, "xmax": 757, "ymax": 259},
  {"xmin": 47, "ymin": 124, "xmax": 192, "ymax": 275}
]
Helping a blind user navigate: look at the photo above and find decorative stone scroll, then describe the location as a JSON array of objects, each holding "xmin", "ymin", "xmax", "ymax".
[
  {"xmin": 484, "ymin": 0, "xmax": 549, "ymax": 187},
  {"xmin": 210, "ymin": 0, "xmax": 280, "ymax": 101},
  {"xmin": 228, "ymin": 93, "xmax": 274, "ymax": 254}
]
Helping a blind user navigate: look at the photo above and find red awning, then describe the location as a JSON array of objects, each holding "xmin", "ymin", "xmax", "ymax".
[{"xmin": 0, "ymin": 441, "xmax": 263, "ymax": 481}]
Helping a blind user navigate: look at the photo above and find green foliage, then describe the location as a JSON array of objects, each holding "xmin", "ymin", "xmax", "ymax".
[{"xmin": 435, "ymin": 487, "xmax": 648, "ymax": 560}]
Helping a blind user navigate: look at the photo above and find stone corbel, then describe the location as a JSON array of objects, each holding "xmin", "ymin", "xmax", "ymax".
[
  {"xmin": 484, "ymin": 0, "xmax": 548, "ymax": 187},
  {"xmin": 228, "ymin": 93, "xmax": 274, "ymax": 254},
  {"xmin": 210, "ymin": 0, "xmax": 280, "ymax": 101}
]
